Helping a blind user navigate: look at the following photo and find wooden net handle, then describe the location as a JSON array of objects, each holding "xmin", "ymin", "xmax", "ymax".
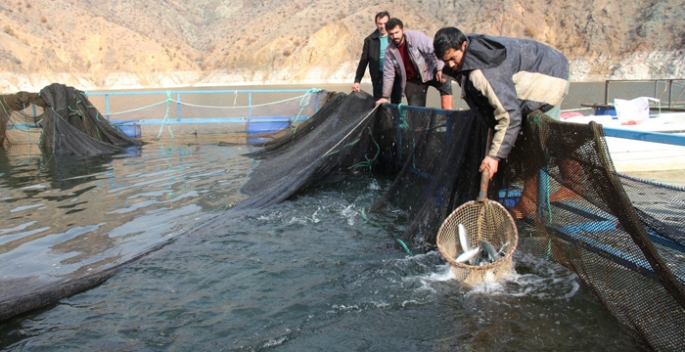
[
  {"xmin": 477, "ymin": 168, "xmax": 490, "ymax": 202},
  {"xmin": 478, "ymin": 129, "xmax": 494, "ymax": 202}
]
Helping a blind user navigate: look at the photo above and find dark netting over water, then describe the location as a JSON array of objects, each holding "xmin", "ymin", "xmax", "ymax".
[
  {"xmin": 0, "ymin": 91, "xmax": 46, "ymax": 149},
  {"xmin": 500, "ymin": 112, "xmax": 685, "ymax": 350},
  {"xmin": 367, "ymin": 105, "xmax": 487, "ymax": 249},
  {"xmin": 1, "ymin": 91, "xmax": 684, "ymax": 350},
  {"xmin": 38, "ymin": 83, "xmax": 143, "ymax": 156},
  {"xmin": 0, "ymin": 83, "xmax": 142, "ymax": 156}
]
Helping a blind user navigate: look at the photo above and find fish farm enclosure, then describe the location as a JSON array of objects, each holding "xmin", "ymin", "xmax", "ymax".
[{"xmin": 0, "ymin": 86, "xmax": 684, "ymax": 350}]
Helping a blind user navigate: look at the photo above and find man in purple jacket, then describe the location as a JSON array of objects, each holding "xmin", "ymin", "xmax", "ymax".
[{"xmin": 375, "ymin": 18, "xmax": 453, "ymax": 109}]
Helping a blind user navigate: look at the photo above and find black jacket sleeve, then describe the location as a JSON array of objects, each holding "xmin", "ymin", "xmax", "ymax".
[{"xmin": 354, "ymin": 37, "xmax": 371, "ymax": 83}]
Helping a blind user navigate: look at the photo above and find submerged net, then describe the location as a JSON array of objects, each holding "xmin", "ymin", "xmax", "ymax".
[
  {"xmin": 500, "ymin": 112, "xmax": 685, "ymax": 350},
  {"xmin": 222, "ymin": 95, "xmax": 685, "ymax": 349},
  {"xmin": 1, "ymin": 90, "xmax": 684, "ymax": 350}
]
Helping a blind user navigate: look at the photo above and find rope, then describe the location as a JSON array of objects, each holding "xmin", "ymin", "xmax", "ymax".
[
  {"xmin": 104, "ymin": 92, "xmax": 316, "ymax": 116},
  {"xmin": 361, "ymin": 207, "xmax": 413, "ymax": 256},
  {"xmin": 348, "ymin": 132, "xmax": 380, "ymax": 172},
  {"xmin": 397, "ymin": 103, "xmax": 409, "ymax": 130},
  {"xmin": 105, "ymin": 100, "xmax": 168, "ymax": 116},
  {"xmin": 156, "ymin": 91, "xmax": 175, "ymax": 139}
]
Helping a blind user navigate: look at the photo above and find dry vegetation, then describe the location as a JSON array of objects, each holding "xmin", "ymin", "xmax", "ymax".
[{"xmin": 0, "ymin": 0, "xmax": 684, "ymax": 89}]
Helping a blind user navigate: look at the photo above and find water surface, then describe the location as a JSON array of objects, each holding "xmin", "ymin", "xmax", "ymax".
[{"xmin": 0, "ymin": 141, "xmax": 640, "ymax": 351}]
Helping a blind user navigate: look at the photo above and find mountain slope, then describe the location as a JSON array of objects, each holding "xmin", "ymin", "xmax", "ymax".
[{"xmin": 1, "ymin": 0, "xmax": 683, "ymax": 91}]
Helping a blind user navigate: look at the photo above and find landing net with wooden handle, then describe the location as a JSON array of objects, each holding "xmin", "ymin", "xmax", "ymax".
[{"xmin": 436, "ymin": 169, "xmax": 519, "ymax": 285}]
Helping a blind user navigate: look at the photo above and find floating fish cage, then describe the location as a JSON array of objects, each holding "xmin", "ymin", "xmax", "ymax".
[{"xmin": 4, "ymin": 88, "xmax": 329, "ymax": 144}]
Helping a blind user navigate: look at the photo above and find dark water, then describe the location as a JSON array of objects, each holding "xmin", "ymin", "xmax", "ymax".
[{"xmin": 0, "ymin": 140, "xmax": 640, "ymax": 351}]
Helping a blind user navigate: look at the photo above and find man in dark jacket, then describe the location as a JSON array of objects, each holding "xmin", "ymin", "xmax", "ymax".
[
  {"xmin": 433, "ymin": 27, "xmax": 572, "ymax": 218},
  {"xmin": 352, "ymin": 11, "xmax": 401, "ymax": 103}
]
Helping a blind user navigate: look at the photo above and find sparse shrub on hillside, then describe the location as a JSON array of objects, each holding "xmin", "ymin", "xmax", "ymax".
[
  {"xmin": 524, "ymin": 26, "xmax": 537, "ymax": 37},
  {"xmin": 283, "ymin": 49, "xmax": 291, "ymax": 57},
  {"xmin": 3, "ymin": 25, "xmax": 16, "ymax": 37},
  {"xmin": 41, "ymin": 16, "xmax": 47, "ymax": 23}
]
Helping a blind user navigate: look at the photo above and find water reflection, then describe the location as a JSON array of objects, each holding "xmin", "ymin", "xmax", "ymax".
[{"xmin": 0, "ymin": 141, "xmax": 253, "ymax": 317}]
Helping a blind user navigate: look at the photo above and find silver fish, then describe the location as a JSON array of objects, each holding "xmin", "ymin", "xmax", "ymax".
[
  {"xmin": 497, "ymin": 241, "xmax": 510, "ymax": 256},
  {"xmin": 479, "ymin": 240, "xmax": 500, "ymax": 262},
  {"xmin": 476, "ymin": 250, "xmax": 490, "ymax": 266},
  {"xmin": 458, "ymin": 223, "xmax": 470, "ymax": 253},
  {"xmin": 455, "ymin": 247, "xmax": 480, "ymax": 264}
]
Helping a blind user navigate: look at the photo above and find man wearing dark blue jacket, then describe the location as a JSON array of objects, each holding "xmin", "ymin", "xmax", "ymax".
[
  {"xmin": 433, "ymin": 27, "xmax": 572, "ymax": 218},
  {"xmin": 352, "ymin": 11, "xmax": 401, "ymax": 103}
]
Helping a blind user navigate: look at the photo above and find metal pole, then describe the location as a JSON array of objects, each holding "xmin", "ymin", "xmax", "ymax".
[
  {"xmin": 669, "ymin": 80, "xmax": 673, "ymax": 108},
  {"xmin": 105, "ymin": 94, "xmax": 110, "ymax": 120},
  {"xmin": 177, "ymin": 92, "xmax": 182, "ymax": 121},
  {"xmin": 315, "ymin": 92, "xmax": 320, "ymax": 112},
  {"xmin": 248, "ymin": 92, "xmax": 252, "ymax": 118}
]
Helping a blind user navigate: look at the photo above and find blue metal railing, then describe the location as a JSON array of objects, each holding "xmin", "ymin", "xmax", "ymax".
[
  {"xmin": 85, "ymin": 89, "xmax": 322, "ymax": 121},
  {"xmin": 603, "ymin": 127, "xmax": 685, "ymax": 146}
]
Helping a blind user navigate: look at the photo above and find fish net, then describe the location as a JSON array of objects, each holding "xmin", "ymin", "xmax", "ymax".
[
  {"xmin": 1, "ymin": 85, "xmax": 333, "ymax": 152},
  {"xmin": 1, "ymin": 89, "xmax": 684, "ymax": 350},
  {"xmin": 1, "ymin": 83, "xmax": 142, "ymax": 157},
  {"xmin": 211, "ymin": 95, "xmax": 685, "ymax": 349},
  {"xmin": 500, "ymin": 112, "xmax": 685, "ymax": 350},
  {"xmin": 82, "ymin": 88, "xmax": 329, "ymax": 142},
  {"xmin": 437, "ymin": 199, "xmax": 518, "ymax": 285}
]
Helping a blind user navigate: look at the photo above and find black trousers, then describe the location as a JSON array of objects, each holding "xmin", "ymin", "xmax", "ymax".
[
  {"xmin": 373, "ymin": 75, "xmax": 403, "ymax": 104},
  {"xmin": 404, "ymin": 77, "xmax": 452, "ymax": 107}
]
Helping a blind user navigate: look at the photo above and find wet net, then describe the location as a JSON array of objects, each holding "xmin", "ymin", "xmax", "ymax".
[
  {"xmin": 437, "ymin": 197, "xmax": 519, "ymax": 285},
  {"xmin": 220, "ymin": 95, "xmax": 685, "ymax": 349},
  {"xmin": 499, "ymin": 112, "xmax": 685, "ymax": 350},
  {"xmin": 1, "ymin": 85, "xmax": 333, "ymax": 151},
  {"xmin": 1, "ymin": 83, "xmax": 142, "ymax": 157},
  {"xmin": 1, "ymin": 90, "xmax": 684, "ymax": 350},
  {"xmin": 0, "ymin": 91, "xmax": 45, "ymax": 149}
]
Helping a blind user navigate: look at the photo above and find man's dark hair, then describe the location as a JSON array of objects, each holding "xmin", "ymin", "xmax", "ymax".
[
  {"xmin": 375, "ymin": 11, "xmax": 390, "ymax": 22},
  {"xmin": 385, "ymin": 18, "xmax": 403, "ymax": 32},
  {"xmin": 433, "ymin": 27, "xmax": 467, "ymax": 58}
]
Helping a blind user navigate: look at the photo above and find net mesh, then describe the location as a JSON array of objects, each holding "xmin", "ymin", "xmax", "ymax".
[
  {"xmin": 1, "ymin": 85, "xmax": 333, "ymax": 149},
  {"xmin": 1, "ymin": 83, "xmax": 143, "ymax": 157},
  {"xmin": 84, "ymin": 88, "xmax": 328, "ymax": 141},
  {"xmin": 1, "ymin": 89, "xmax": 684, "ymax": 350},
  {"xmin": 500, "ymin": 112, "xmax": 685, "ymax": 350},
  {"xmin": 232, "ymin": 98, "xmax": 685, "ymax": 349},
  {"xmin": 437, "ymin": 200, "xmax": 518, "ymax": 285}
]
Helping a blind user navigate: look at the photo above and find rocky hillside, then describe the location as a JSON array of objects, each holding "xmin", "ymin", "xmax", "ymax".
[{"xmin": 1, "ymin": 0, "xmax": 684, "ymax": 91}]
